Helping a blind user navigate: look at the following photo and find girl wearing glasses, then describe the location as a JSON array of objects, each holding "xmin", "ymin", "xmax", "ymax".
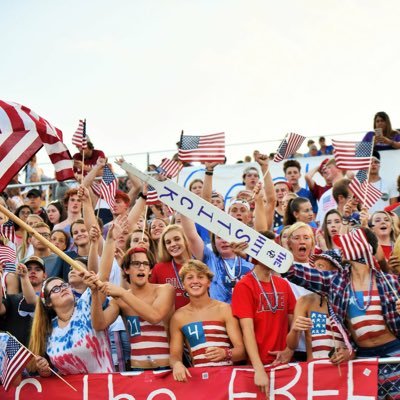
[
  {"xmin": 88, "ymin": 247, "xmax": 175, "ymax": 371},
  {"xmin": 29, "ymin": 276, "xmax": 114, "ymax": 376}
]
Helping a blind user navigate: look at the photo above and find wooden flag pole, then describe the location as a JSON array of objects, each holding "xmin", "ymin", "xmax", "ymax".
[
  {"xmin": 0, "ymin": 205, "xmax": 86, "ymax": 273},
  {"xmin": 5, "ymin": 332, "xmax": 78, "ymax": 392}
]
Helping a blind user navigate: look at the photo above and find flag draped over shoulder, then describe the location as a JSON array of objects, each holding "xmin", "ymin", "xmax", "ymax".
[
  {"xmin": 0, "ymin": 100, "xmax": 75, "ymax": 192},
  {"xmin": 1, "ymin": 334, "xmax": 33, "ymax": 391},
  {"xmin": 99, "ymin": 165, "xmax": 117, "ymax": 209},
  {"xmin": 273, "ymin": 133, "xmax": 305, "ymax": 162},
  {"xmin": 72, "ymin": 119, "xmax": 87, "ymax": 149},
  {"xmin": 178, "ymin": 132, "xmax": 225, "ymax": 162},
  {"xmin": 332, "ymin": 140, "xmax": 373, "ymax": 170},
  {"xmin": 349, "ymin": 170, "xmax": 382, "ymax": 209},
  {"xmin": 156, "ymin": 158, "xmax": 182, "ymax": 179}
]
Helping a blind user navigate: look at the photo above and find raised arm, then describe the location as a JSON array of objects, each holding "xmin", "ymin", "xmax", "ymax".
[
  {"xmin": 180, "ymin": 214, "xmax": 204, "ymax": 261},
  {"xmin": 304, "ymin": 165, "xmax": 320, "ymax": 191},
  {"xmin": 201, "ymin": 162, "xmax": 220, "ymax": 203},
  {"xmin": 115, "ymin": 157, "xmax": 142, "ymax": 203},
  {"xmin": 16, "ymin": 264, "xmax": 36, "ymax": 305},
  {"xmin": 84, "ymin": 272, "xmax": 120, "ymax": 331},
  {"xmin": 82, "ymin": 157, "xmax": 106, "ymax": 205}
]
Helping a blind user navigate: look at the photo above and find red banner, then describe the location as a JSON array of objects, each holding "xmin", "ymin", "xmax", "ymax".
[{"xmin": 1, "ymin": 360, "xmax": 378, "ymax": 399}]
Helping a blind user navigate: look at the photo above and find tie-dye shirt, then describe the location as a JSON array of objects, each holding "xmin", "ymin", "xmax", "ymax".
[{"xmin": 46, "ymin": 289, "xmax": 114, "ymax": 375}]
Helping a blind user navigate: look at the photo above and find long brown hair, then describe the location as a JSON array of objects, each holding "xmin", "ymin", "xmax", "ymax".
[{"xmin": 28, "ymin": 277, "xmax": 62, "ymax": 370}]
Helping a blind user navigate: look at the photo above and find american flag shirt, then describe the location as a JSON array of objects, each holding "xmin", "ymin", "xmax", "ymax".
[
  {"xmin": 284, "ymin": 264, "xmax": 400, "ymax": 343},
  {"xmin": 347, "ymin": 290, "xmax": 386, "ymax": 342},
  {"xmin": 182, "ymin": 320, "xmax": 232, "ymax": 367}
]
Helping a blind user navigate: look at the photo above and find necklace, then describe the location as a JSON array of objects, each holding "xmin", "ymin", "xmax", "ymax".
[
  {"xmin": 251, "ymin": 271, "xmax": 279, "ymax": 313},
  {"xmin": 349, "ymin": 268, "xmax": 374, "ymax": 311},
  {"xmin": 220, "ymin": 257, "xmax": 242, "ymax": 288},
  {"xmin": 171, "ymin": 259, "xmax": 188, "ymax": 297},
  {"xmin": 58, "ymin": 308, "xmax": 75, "ymax": 323}
]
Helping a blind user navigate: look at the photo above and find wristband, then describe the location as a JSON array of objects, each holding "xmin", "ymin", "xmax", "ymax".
[
  {"xmin": 138, "ymin": 192, "xmax": 147, "ymax": 200},
  {"xmin": 205, "ymin": 171, "xmax": 213, "ymax": 176},
  {"xmin": 224, "ymin": 348, "xmax": 233, "ymax": 362},
  {"xmin": 245, "ymin": 254, "xmax": 253, "ymax": 263}
]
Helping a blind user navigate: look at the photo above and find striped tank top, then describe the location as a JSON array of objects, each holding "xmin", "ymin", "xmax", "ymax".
[
  {"xmin": 347, "ymin": 290, "xmax": 386, "ymax": 342},
  {"xmin": 310, "ymin": 311, "xmax": 346, "ymax": 359},
  {"xmin": 126, "ymin": 316, "xmax": 169, "ymax": 363},
  {"xmin": 182, "ymin": 320, "xmax": 233, "ymax": 367}
]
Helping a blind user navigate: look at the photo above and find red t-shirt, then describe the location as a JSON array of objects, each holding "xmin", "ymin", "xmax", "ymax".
[
  {"xmin": 150, "ymin": 261, "xmax": 189, "ymax": 309},
  {"xmin": 232, "ymin": 273, "xmax": 296, "ymax": 364},
  {"xmin": 73, "ymin": 149, "xmax": 106, "ymax": 174},
  {"xmin": 311, "ymin": 183, "xmax": 332, "ymax": 201}
]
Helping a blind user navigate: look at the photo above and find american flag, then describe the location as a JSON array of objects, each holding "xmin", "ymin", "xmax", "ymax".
[
  {"xmin": 332, "ymin": 140, "xmax": 373, "ymax": 170},
  {"xmin": 156, "ymin": 158, "xmax": 182, "ymax": 179},
  {"xmin": 273, "ymin": 132, "xmax": 306, "ymax": 162},
  {"xmin": 349, "ymin": 170, "xmax": 382, "ymax": 209},
  {"xmin": 71, "ymin": 119, "xmax": 87, "ymax": 149},
  {"xmin": 334, "ymin": 228, "xmax": 374, "ymax": 267},
  {"xmin": 0, "ymin": 244, "xmax": 16, "ymax": 265},
  {"xmin": 1, "ymin": 334, "xmax": 33, "ymax": 391},
  {"xmin": 146, "ymin": 185, "xmax": 159, "ymax": 205},
  {"xmin": 99, "ymin": 165, "xmax": 117, "ymax": 209},
  {"xmin": 178, "ymin": 132, "xmax": 225, "ymax": 162},
  {"xmin": 0, "ymin": 100, "xmax": 75, "ymax": 192},
  {"xmin": 181, "ymin": 321, "xmax": 232, "ymax": 367},
  {"xmin": 0, "ymin": 220, "xmax": 15, "ymax": 243}
]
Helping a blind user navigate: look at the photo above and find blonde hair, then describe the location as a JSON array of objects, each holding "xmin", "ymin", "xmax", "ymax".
[
  {"xmin": 286, "ymin": 222, "xmax": 315, "ymax": 247},
  {"xmin": 179, "ymin": 259, "xmax": 214, "ymax": 282},
  {"xmin": 158, "ymin": 224, "xmax": 191, "ymax": 263}
]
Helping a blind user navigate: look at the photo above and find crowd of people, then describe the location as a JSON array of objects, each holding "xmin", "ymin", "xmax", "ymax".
[{"xmin": 1, "ymin": 111, "xmax": 400, "ymax": 399}]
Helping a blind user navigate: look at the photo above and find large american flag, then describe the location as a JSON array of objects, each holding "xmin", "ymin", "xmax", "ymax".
[
  {"xmin": 1, "ymin": 334, "xmax": 33, "ymax": 391},
  {"xmin": 273, "ymin": 132, "xmax": 305, "ymax": 162},
  {"xmin": 0, "ymin": 100, "xmax": 75, "ymax": 192},
  {"xmin": 99, "ymin": 165, "xmax": 117, "ymax": 209},
  {"xmin": 349, "ymin": 170, "xmax": 382, "ymax": 209},
  {"xmin": 0, "ymin": 220, "xmax": 15, "ymax": 243},
  {"xmin": 334, "ymin": 228, "xmax": 374, "ymax": 267},
  {"xmin": 332, "ymin": 140, "xmax": 373, "ymax": 170},
  {"xmin": 178, "ymin": 132, "xmax": 225, "ymax": 162},
  {"xmin": 71, "ymin": 119, "xmax": 87, "ymax": 149},
  {"xmin": 156, "ymin": 158, "xmax": 182, "ymax": 179}
]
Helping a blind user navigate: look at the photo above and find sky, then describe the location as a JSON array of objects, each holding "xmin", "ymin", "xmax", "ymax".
[{"xmin": 1, "ymin": 0, "xmax": 400, "ymax": 173}]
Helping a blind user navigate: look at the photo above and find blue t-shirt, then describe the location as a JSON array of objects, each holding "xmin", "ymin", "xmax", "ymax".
[
  {"xmin": 196, "ymin": 223, "xmax": 211, "ymax": 245},
  {"xmin": 203, "ymin": 246, "xmax": 253, "ymax": 304}
]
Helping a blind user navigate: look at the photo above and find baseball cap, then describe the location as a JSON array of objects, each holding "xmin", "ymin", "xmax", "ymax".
[
  {"xmin": 24, "ymin": 256, "xmax": 45, "ymax": 271},
  {"xmin": 27, "ymin": 189, "xmax": 42, "ymax": 198}
]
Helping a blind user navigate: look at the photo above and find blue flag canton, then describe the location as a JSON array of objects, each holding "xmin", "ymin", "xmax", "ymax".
[
  {"xmin": 277, "ymin": 140, "xmax": 288, "ymax": 156},
  {"xmin": 182, "ymin": 322, "xmax": 206, "ymax": 347},
  {"xmin": 102, "ymin": 165, "xmax": 116, "ymax": 185},
  {"xmin": 355, "ymin": 141, "xmax": 373, "ymax": 158},
  {"xmin": 356, "ymin": 169, "xmax": 368, "ymax": 183},
  {"xmin": 5, "ymin": 337, "xmax": 21, "ymax": 359},
  {"xmin": 310, "ymin": 311, "xmax": 327, "ymax": 335},
  {"xmin": 180, "ymin": 136, "xmax": 200, "ymax": 150}
]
